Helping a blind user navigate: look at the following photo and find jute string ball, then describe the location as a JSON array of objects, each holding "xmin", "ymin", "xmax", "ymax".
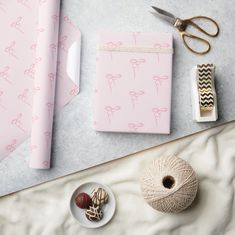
[{"xmin": 140, "ymin": 155, "xmax": 198, "ymax": 213}]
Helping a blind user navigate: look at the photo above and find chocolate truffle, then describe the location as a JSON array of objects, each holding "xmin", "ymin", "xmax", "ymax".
[
  {"xmin": 75, "ymin": 192, "xmax": 91, "ymax": 209},
  {"xmin": 85, "ymin": 204, "xmax": 103, "ymax": 222},
  {"xmin": 91, "ymin": 188, "xmax": 109, "ymax": 206}
]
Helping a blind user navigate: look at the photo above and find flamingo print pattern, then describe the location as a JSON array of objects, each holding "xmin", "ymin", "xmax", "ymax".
[
  {"xmin": 11, "ymin": 16, "xmax": 24, "ymax": 34},
  {"xmin": 59, "ymin": 35, "xmax": 68, "ymax": 53},
  {"xmin": 5, "ymin": 139, "xmax": 17, "ymax": 152},
  {"xmin": 24, "ymin": 57, "xmax": 42, "ymax": 79},
  {"xmin": 63, "ymin": 16, "xmax": 77, "ymax": 29},
  {"xmin": 11, "ymin": 113, "xmax": 25, "ymax": 133},
  {"xmin": 69, "ymin": 85, "xmax": 79, "ymax": 96},
  {"xmin": 0, "ymin": 66, "xmax": 11, "ymax": 84},
  {"xmin": 18, "ymin": 89, "xmax": 32, "ymax": 107},
  {"xmin": 4, "ymin": 41, "xmax": 18, "ymax": 59}
]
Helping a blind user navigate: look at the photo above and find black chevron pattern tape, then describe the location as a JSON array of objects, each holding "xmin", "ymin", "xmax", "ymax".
[{"xmin": 197, "ymin": 64, "xmax": 214, "ymax": 111}]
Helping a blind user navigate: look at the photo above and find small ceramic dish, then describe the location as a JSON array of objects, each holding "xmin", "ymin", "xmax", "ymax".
[{"xmin": 69, "ymin": 182, "xmax": 116, "ymax": 228}]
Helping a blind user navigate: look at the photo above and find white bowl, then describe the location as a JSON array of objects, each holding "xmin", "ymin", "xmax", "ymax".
[{"xmin": 69, "ymin": 182, "xmax": 116, "ymax": 228}]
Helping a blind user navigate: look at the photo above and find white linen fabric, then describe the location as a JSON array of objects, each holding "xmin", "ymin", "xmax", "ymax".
[{"xmin": 0, "ymin": 122, "xmax": 235, "ymax": 235}]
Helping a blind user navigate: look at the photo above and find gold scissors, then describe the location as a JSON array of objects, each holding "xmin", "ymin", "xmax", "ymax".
[{"xmin": 151, "ymin": 6, "xmax": 220, "ymax": 55}]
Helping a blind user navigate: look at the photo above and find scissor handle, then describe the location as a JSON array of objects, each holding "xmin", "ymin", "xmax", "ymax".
[
  {"xmin": 184, "ymin": 16, "xmax": 220, "ymax": 37},
  {"xmin": 180, "ymin": 31, "xmax": 211, "ymax": 55}
]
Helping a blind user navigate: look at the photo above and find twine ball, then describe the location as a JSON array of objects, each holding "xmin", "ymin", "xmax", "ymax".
[{"xmin": 140, "ymin": 155, "xmax": 198, "ymax": 213}]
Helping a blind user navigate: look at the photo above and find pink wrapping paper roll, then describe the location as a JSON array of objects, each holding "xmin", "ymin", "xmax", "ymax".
[{"xmin": 29, "ymin": 0, "xmax": 61, "ymax": 169}]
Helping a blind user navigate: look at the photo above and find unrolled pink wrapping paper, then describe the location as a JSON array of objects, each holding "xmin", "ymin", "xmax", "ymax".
[
  {"xmin": 0, "ymin": 1, "xmax": 81, "ymax": 165},
  {"xmin": 29, "ymin": 0, "xmax": 60, "ymax": 169}
]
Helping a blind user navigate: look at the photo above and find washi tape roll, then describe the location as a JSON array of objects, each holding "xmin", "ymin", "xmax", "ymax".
[
  {"xmin": 197, "ymin": 64, "xmax": 214, "ymax": 111},
  {"xmin": 29, "ymin": 0, "xmax": 60, "ymax": 169}
]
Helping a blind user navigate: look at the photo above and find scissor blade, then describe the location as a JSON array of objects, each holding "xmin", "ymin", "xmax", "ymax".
[{"xmin": 151, "ymin": 6, "xmax": 176, "ymax": 25}]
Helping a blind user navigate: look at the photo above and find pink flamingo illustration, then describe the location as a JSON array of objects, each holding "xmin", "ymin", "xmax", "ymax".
[
  {"xmin": 11, "ymin": 16, "xmax": 24, "ymax": 34},
  {"xmin": 18, "ymin": 89, "xmax": 32, "ymax": 107},
  {"xmin": 69, "ymin": 85, "xmax": 79, "ymax": 96},
  {"xmin": 0, "ymin": 66, "xmax": 11, "ymax": 84},
  {"xmin": 46, "ymin": 102, "xmax": 54, "ymax": 118},
  {"xmin": 50, "ymin": 43, "xmax": 57, "ymax": 60},
  {"xmin": 130, "ymin": 58, "xmax": 145, "ymax": 79},
  {"xmin": 106, "ymin": 74, "xmax": 122, "ymax": 92},
  {"xmin": 0, "ymin": 90, "xmax": 6, "ymax": 110},
  {"xmin": 129, "ymin": 90, "xmax": 145, "ymax": 109},
  {"xmin": 132, "ymin": 32, "xmax": 141, "ymax": 45},
  {"xmin": 44, "ymin": 131, "xmax": 51, "ymax": 148},
  {"xmin": 152, "ymin": 75, "xmax": 169, "ymax": 94},
  {"xmin": 48, "ymin": 73, "xmax": 56, "ymax": 89},
  {"xmin": 17, "ymin": 0, "xmax": 30, "ymax": 9},
  {"xmin": 6, "ymin": 139, "xmax": 17, "ymax": 152},
  {"xmin": 106, "ymin": 41, "xmax": 122, "ymax": 60},
  {"xmin": 63, "ymin": 16, "xmax": 76, "ymax": 29},
  {"xmin": 128, "ymin": 123, "xmax": 144, "ymax": 132},
  {"xmin": 105, "ymin": 106, "xmax": 121, "ymax": 123},
  {"xmin": 4, "ymin": 41, "xmax": 18, "ymax": 59},
  {"xmin": 59, "ymin": 35, "xmax": 68, "ymax": 53},
  {"xmin": 24, "ymin": 57, "xmax": 41, "ymax": 79},
  {"xmin": 11, "ymin": 113, "xmax": 25, "ymax": 132},
  {"xmin": 152, "ymin": 107, "xmax": 168, "ymax": 126},
  {"xmin": 153, "ymin": 43, "xmax": 170, "ymax": 63},
  {"xmin": 24, "ymin": 64, "xmax": 35, "ymax": 78}
]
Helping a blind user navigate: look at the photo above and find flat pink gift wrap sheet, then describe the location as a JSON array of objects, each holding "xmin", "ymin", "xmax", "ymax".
[
  {"xmin": 94, "ymin": 32, "xmax": 173, "ymax": 134},
  {"xmin": 0, "ymin": 0, "xmax": 81, "ymax": 162}
]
